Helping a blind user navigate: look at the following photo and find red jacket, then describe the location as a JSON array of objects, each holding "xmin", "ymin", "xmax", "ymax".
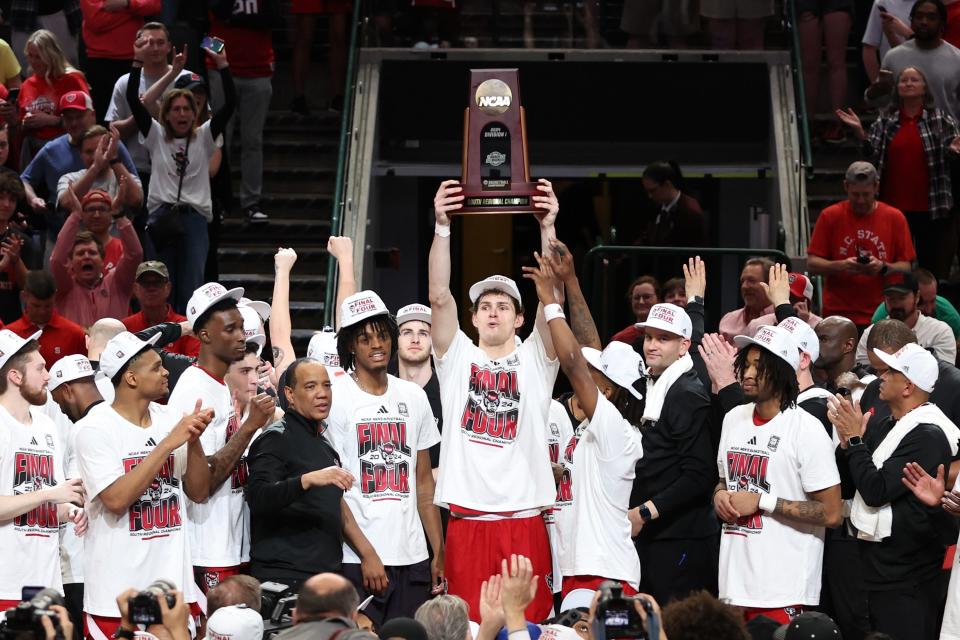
[
  {"xmin": 7, "ymin": 311, "xmax": 86, "ymax": 367},
  {"xmin": 81, "ymin": 0, "xmax": 163, "ymax": 60}
]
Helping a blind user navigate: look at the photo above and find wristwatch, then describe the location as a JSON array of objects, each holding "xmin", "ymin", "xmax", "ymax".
[
  {"xmin": 638, "ymin": 504, "xmax": 653, "ymax": 523},
  {"xmin": 848, "ymin": 435, "xmax": 865, "ymax": 447},
  {"xmin": 687, "ymin": 295, "xmax": 704, "ymax": 305}
]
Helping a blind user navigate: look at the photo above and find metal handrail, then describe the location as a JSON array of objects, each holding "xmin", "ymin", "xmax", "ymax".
[
  {"xmin": 784, "ymin": 0, "xmax": 814, "ymax": 171},
  {"xmin": 323, "ymin": 1, "xmax": 364, "ymax": 326}
]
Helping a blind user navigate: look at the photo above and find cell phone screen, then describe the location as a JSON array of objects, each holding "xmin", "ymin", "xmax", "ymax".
[{"xmin": 201, "ymin": 36, "xmax": 225, "ymax": 54}]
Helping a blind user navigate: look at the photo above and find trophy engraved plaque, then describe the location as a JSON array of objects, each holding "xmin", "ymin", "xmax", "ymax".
[{"xmin": 456, "ymin": 69, "xmax": 540, "ymax": 215}]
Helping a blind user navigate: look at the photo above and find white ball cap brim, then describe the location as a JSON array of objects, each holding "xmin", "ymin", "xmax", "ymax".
[
  {"xmin": 0, "ymin": 329, "xmax": 42, "ymax": 371},
  {"xmin": 239, "ymin": 297, "xmax": 271, "ymax": 322},
  {"xmin": 187, "ymin": 283, "xmax": 244, "ymax": 330},
  {"xmin": 734, "ymin": 325, "xmax": 801, "ymax": 372},
  {"xmin": 340, "ymin": 290, "xmax": 390, "ymax": 328},
  {"xmin": 873, "ymin": 344, "xmax": 939, "ymax": 393},
  {"xmin": 100, "ymin": 332, "xmax": 162, "ymax": 380},
  {"xmin": 49, "ymin": 354, "xmax": 95, "ymax": 391},
  {"xmin": 468, "ymin": 275, "xmax": 522, "ymax": 305},
  {"xmin": 559, "ymin": 588, "xmax": 596, "ymax": 613},
  {"xmin": 239, "ymin": 306, "xmax": 265, "ymax": 351},
  {"xmin": 581, "ymin": 342, "xmax": 645, "ymax": 400},
  {"xmin": 635, "ymin": 303, "xmax": 692, "ymax": 339},
  {"xmin": 396, "ymin": 303, "xmax": 432, "ymax": 327}
]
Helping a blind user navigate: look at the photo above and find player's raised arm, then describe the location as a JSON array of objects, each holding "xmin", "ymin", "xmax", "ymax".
[
  {"xmin": 428, "ymin": 180, "xmax": 463, "ymax": 357},
  {"xmin": 533, "ymin": 178, "xmax": 560, "ymax": 360}
]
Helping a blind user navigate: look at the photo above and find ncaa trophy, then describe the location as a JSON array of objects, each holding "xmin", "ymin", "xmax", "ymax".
[{"xmin": 455, "ymin": 69, "xmax": 540, "ymax": 215}]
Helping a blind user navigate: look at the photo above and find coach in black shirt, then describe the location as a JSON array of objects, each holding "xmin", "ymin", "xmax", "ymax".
[{"xmin": 247, "ymin": 358, "xmax": 369, "ymax": 590}]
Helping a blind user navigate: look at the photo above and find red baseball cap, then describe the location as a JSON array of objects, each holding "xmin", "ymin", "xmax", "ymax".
[
  {"xmin": 788, "ymin": 273, "xmax": 813, "ymax": 301},
  {"xmin": 58, "ymin": 91, "xmax": 94, "ymax": 114},
  {"xmin": 80, "ymin": 189, "xmax": 111, "ymax": 209}
]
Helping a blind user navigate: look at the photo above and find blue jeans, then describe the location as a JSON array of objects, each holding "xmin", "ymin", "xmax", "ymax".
[{"xmin": 154, "ymin": 205, "xmax": 209, "ymax": 313}]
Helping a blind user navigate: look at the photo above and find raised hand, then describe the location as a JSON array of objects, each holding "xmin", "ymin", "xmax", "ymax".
[
  {"xmin": 479, "ymin": 574, "xmax": 505, "ymax": 630},
  {"xmin": 759, "ymin": 263, "xmax": 791, "ymax": 307},
  {"xmin": 434, "ymin": 180, "xmax": 463, "ymax": 225},
  {"xmin": 532, "ymin": 178, "xmax": 559, "ymax": 228},
  {"xmin": 500, "ymin": 554, "xmax": 538, "ymax": 615},
  {"xmin": 547, "ymin": 238, "xmax": 576, "ymax": 284},
  {"xmin": 203, "ymin": 43, "xmax": 228, "ymax": 70},
  {"xmin": 902, "ymin": 462, "xmax": 946, "ymax": 508},
  {"xmin": 835, "ymin": 108, "xmax": 865, "ymax": 140},
  {"xmin": 326, "ymin": 236, "xmax": 353, "ymax": 262},
  {"xmin": 520, "ymin": 251, "xmax": 559, "ymax": 306},
  {"xmin": 682, "ymin": 256, "xmax": 706, "ymax": 299},
  {"xmin": 171, "ymin": 45, "xmax": 188, "ymax": 75},
  {"xmin": 274, "ymin": 247, "xmax": 297, "ymax": 272}
]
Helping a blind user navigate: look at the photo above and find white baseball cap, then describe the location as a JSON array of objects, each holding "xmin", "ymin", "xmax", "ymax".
[
  {"xmin": 396, "ymin": 303, "xmax": 432, "ymax": 326},
  {"xmin": 559, "ymin": 588, "xmax": 595, "ymax": 613},
  {"xmin": 468, "ymin": 275, "xmax": 522, "ymax": 304},
  {"xmin": 239, "ymin": 297, "xmax": 271, "ymax": 323},
  {"xmin": 239, "ymin": 306, "xmax": 265, "ymax": 352},
  {"xmin": 873, "ymin": 343, "xmax": 939, "ymax": 393},
  {"xmin": 777, "ymin": 317, "xmax": 820, "ymax": 364},
  {"xmin": 0, "ymin": 329, "xmax": 41, "ymax": 370},
  {"xmin": 306, "ymin": 327, "xmax": 342, "ymax": 369},
  {"xmin": 205, "ymin": 605, "xmax": 263, "ymax": 640},
  {"xmin": 734, "ymin": 325, "xmax": 800, "ymax": 371},
  {"xmin": 100, "ymin": 332, "xmax": 161, "ymax": 380},
  {"xmin": 635, "ymin": 303, "xmax": 692, "ymax": 339},
  {"xmin": 581, "ymin": 342, "xmax": 645, "ymax": 400},
  {"xmin": 49, "ymin": 354, "xmax": 96, "ymax": 391},
  {"xmin": 539, "ymin": 625, "xmax": 582, "ymax": 640},
  {"xmin": 340, "ymin": 290, "xmax": 390, "ymax": 328},
  {"xmin": 187, "ymin": 282, "xmax": 244, "ymax": 330}
]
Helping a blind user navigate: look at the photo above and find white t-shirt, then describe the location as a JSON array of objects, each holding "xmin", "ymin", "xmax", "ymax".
[
  {"xmin": 106, "ymin": 69, "xmax": 193, "ymax": 171},
  {"xmin": 57, "ymin": 168, "xmax": 142, "ymax": 206},
  {"xmin": 0, "ymin": 404, "xmax": 66, "ymax": 600},
  {"xmin": 862, "ymin": 0, "xmax": 915, "ymax": 60},
  {"xmin": 717, "ymin": 404, "xmax": 841, "ymax": 608},
  {"xmin": 558, "ymin": 392, "xmax": 644, "ymax": 588},
  {"xmin": 75, "ymin": 403, "xmax": 196, "ymax": 616},
  {"xmin": 168, "ymin": 366, "xmax": 245, "ymax": 568},
  {"xmin": 856, "ymin": 312, "xmax": 957, "ymax": 365},
  {"xmin": 544, "ymin": 400, "xmax": 574, "ymax": 594},
  {"xmin": 96, "ymin": 374, "xmax": 115, "ymax": 404},
  {"xmin": 326, "ymin": 374, "xmax": 440, "ymax": 566},
  {"xmin": 434, "ymin": 329, "xmax": 559, "ymax": 512},
  {"xmin": 142, "ymin": 119, "xmax": 216, "ymax": 221}
]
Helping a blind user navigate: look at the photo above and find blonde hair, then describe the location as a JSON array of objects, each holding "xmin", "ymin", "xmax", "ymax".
[
  {"xmin": 159, "ymin": 89, "xmax": 198, "ymax": 141},
  {"xmin": 24, "ymin": 29, "xmax": 79, "ymax": 86}
]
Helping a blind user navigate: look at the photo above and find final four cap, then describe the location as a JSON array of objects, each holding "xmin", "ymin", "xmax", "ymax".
[
  {"xmin": 340, "ymin": 291, "xmax": 390, "ymax": 328},
  {"xmin": 873, "ymin": 343, "xmax": 939, "ymax": 393},
  {"xmin": 99, "ymin": 332, "xmax": 161, "ymax": 380},
  {"xmin": 581, "ymin": 342, "xmax": 646, "ymax": 401},
  {"xmin": 239, "ymin": 305, "xmax": 266, "ymax": 351},
  {"xmin": 734, "ymin": 325, "xmax": 801, "ymax": 371},
  {"xmin": 58, "ymin": 90, "xmax": 93, "ymax": 113},
  {"xmin": 186, "ymin": 282, "xmax": 244, "ymax": 330},
  {"xmin": 396, "ymin": 303, "xmax": 432, "ymax": 326},
  {"xmin": 49, "ymin": 354, "xmax": 95, "ymax": 391},
  {"xmin": 468, "ymin": 275, "xmax": 522, "ymax": 304},
  {"xmin": 777, "ymin": 317, "xmax": 820, "ymax": 363},
  {"xmin": 239, "ymin": 297, "xmax": 271, "ymax": 322},
  {"xmin": 788, "ymin": 273, "xmax": 814, "ymax": 301},
  {"xmin": 635, "ymin": 303, "xmax": 692, "ymax": 339},
  {"xmin": 205, "ymin": 605, "xmax": 263, "ymax": 640},
  {"xmin": 0, "ymin": 329, "xmax": 41, "ymax": 370},
  {"xmin": 306, "ymin": 327, "xmax": 342, "ymax": 371}
]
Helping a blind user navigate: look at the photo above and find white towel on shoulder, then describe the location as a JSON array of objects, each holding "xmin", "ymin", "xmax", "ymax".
[{"xmin": 641, "ymin": 354, "xmax": 693, "ymax": 424}]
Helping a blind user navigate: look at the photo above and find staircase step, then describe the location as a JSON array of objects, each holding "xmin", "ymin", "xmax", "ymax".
[
  {"xmin": 230, "ymin": 167, "xmax": 335, "ymax": 194},
  {"xmin": 218, "ymin": 246, "xmax": 329, "ymax": 275},
  {"xmin": 220, "ymin": 217, "xmax": 331, "ymax": 243},
  {"xmin": 220, "ymin": 273, "xmax": 328, "ymax": 302}
]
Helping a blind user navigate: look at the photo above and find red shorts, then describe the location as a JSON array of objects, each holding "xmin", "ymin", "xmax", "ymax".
[
  {"xmin": 445, "ymin": 513, "xmax": 553, "ymax": 622},
  {"xmin": 291, "ymin": 0, "xmax": 352, "ymax": 13},
  {"xmin": 85, "ymin": 604, "xmax": 203, "ymax": 640},
  {"xmin": 0, "ymin": 599, "xmax": 21, "ymax": 615},
  {"xmin": 194, "ymin": 565, "xmax": 242, "ymax": 594},
  {"xmin": 742, "ymin": 605, "xmax": 804, "ymax": 625},
  {"xmin": 560, "ymin": 576, "xmax": 638, "ymax": 600}
]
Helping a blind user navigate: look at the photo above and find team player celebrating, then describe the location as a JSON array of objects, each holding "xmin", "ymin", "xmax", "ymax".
[
  {"xmin": 325, "ymin": 290, "xmax": 444, "ymax": 624},
  {"xmin": 74, "ymin": 331, "xmax": 214, "ymax": 638},
  {"xmin": 429, "ymin": 178, "xmax": 561, "ymax": 620},
  {"xmin": 0, "ymin": 330, "xmax": 86, "ymax": 611},
  {"xmin": 167, "ymin": 283, "xmax": 276, "ymax": 594},
  {"xmin": 714, "ymin": 325, "xmax": 842, "ymax": 623}
]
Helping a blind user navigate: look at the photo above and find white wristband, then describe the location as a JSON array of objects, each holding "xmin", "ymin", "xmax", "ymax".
[
  {"xmin": 435, "ymin": 223, "xmax": 451, "ymax": 237},
  {"xmin": 758, "ymin": 492, "xmax": 779, "ymax": 514},
  {"xmin": 544, "ymin": 303, "xmax": 565, "ymax": 322}
]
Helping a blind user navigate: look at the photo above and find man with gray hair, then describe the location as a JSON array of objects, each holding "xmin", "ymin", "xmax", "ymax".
[
  {"xmin": 276, "ymin": 573, "xmax": 375, "ymax": 640},
  {"xmin": 415, "ymin": 595, "xmax": 471, "ymax": 640},
  {"xmin": 808, "ymin": 161, "xmax": 915, "ymax": 331}
]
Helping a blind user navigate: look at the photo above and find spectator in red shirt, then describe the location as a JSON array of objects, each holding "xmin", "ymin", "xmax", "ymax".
[
  {"xmin": 80, "ymin": 0, "xmax": 162, "ymax": 123},
  {"xmin": 610, "ymin": 275, "xmax": 659, "ymax": 345},
  {"xmin": 18, "ymin": 29, "xmax": 90, "ymax": 165},
  {"xmin": 7, "ymin": 270, "xmax": 86, "ymax": 366},
  {"xmin": 208, "ymin": 3, "xmax": 276, "ymax": 223},
  {"xmin": 838, "ymin": 65, "xmax": 960, "ymax": 278},
  {"xmin": 807, "ymin": 161, "xmax": 916, "ymax": 330},
  {"xmin": 122, "ymin": 260, "xmax": 200, "ymax": 357}
]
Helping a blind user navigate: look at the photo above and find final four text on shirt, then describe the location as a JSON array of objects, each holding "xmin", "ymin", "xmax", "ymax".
[
  {"xmin": 124, "ymin": 454, "xmax": 183, "ymax": 536},
  {"xmin": 460, "ymin": 364, "xmax": 521, "ymax": 447}
]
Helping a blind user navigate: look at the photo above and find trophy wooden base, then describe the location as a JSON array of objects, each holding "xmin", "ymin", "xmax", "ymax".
[{"xmin": 453, "ymin": 182, "xmax": 541, "ymax": 215}]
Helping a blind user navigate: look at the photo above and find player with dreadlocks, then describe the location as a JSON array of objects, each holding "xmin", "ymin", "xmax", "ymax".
[{"xmin": 713, "ymin": 324, "xmax": 842, "ymax": 624}]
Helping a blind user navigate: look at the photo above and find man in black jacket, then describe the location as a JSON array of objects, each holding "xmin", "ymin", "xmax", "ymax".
[
  {"xmin": 630, "ymin": 301, "xmax": 717, "ymax": 604},
  {"xmin": 246, "ymin": 358, "xmax": 381, "ymax": 591}
]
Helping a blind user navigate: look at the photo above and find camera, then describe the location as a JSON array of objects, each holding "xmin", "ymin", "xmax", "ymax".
[
  {"xmin": 259, "ymin": 582, "xmax": 296, "ymax": 640},
  {"xmin": 128, "ymin": 579, "xmax": 177, "ymax": 626},
  {"xmin": 591, "ymin": 582, "xmax": 658, "ymax": 640},
  {"xmin": 0, "ymin": 587, "xmax": 66, "ymax": 640},
  {"xmin": 856, "ymin": 249, "xmax": 871, "ymax": 264}
]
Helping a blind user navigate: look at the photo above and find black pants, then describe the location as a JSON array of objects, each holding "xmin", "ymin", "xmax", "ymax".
[
  {"xmin": 636, "ymin": 535, "xmax": 719, "ymax": 605},
  {"xmin": 906, "ymin": 210, "xmax": 957, "ymax": 280},
  {"xmin": 868, "ymin": 576, "xmax": 943, "ymax": 640},
  {"xmin": 341, "ymin": 559, "xmax": 432, "ymax": 627},
  {"xmin": 84, "ymin": 57, "xmax": 132, "ymax": 124},
  {"xmin": 63, "ymin": 582, "xmax": 83, "ymax": 640},
  {"xmin": 820, "ymin": 536, "xmax": 870, "ymax": 640}
]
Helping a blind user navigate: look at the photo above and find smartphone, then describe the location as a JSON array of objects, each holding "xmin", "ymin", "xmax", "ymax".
[
  {"xmin": 7, "ymin": 87, "xmax": 18, "ymax": 105},
  {"xmin": 201, "ymin": 36, "xmax": 225, "ymax": 54}
]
